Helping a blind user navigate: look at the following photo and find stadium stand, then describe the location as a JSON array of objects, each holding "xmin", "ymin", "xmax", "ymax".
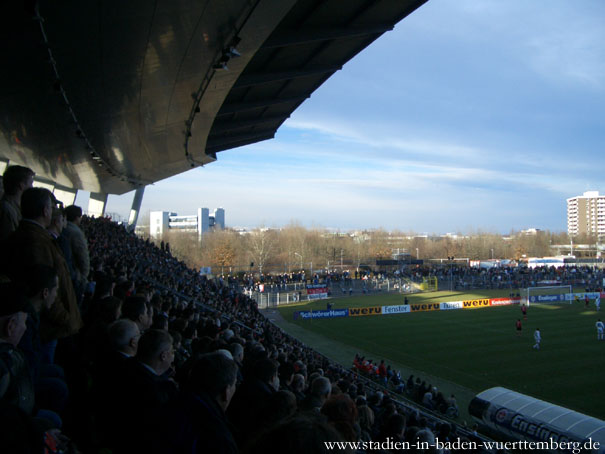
[{"xmin": 1, "ymin": 210, "xmax": 498, "ymax": 453}]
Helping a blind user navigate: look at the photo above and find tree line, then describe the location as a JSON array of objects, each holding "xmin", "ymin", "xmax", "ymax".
[{"xmin": 147, "ymin": 225, "xmax": 595, "ymax": 276}]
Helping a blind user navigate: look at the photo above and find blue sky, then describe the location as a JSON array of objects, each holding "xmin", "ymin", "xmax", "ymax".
[{"xmin": 96, "ymin": 0, "xmax": 605, "ymax": 233}]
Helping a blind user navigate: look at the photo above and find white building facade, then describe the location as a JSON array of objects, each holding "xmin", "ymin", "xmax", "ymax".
[
  {"xmin": 567, "ymin": 191, "xmax": 605, "ymax": 237},
  {"xmin": 150, "ymin": 207, "xmax": 225, "ymax": 238}
]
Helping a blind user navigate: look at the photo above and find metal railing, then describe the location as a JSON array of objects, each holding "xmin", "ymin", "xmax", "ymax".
[{"xmin": 249, "ymin": 278, "xmax": 419, "ymax": 309}]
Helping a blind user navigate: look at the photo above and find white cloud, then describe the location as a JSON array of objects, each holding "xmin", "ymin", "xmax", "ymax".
[
  {"xmin": 285, "ymin": 118, "xmax": 483, "ymax": 162},
  {"xmin": 525, "ymin": 29, "xmax": 605, "ymax": 88}
]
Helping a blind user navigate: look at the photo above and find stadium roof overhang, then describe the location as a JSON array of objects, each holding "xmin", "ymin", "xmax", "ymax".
[{"xmin": 0, "ymin": 0, "xmax": 427, "ymax": 195}]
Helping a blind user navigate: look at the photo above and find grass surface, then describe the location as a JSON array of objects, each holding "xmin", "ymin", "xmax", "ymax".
[{"xmin": 277, "ymin": 290, "xmax": 605, "ymax": 420}]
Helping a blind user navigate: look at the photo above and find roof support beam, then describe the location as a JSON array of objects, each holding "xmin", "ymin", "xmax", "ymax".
[
  {"xmin": 233, "ymin": 65, "xmax": 341, "ymax": 88},
  {"xmin": 262, "ymin": 25, "xmax": 393, "ymax": 49},
  {"xmin": 217, "ymin": 96, "xmax": 308, "ymax": 116},
  {"xmin": 206, "ymin": 134, "xmax": 275, "ymax": 155},
  {"xmin": 206, "ymin": 130, "xmax": 275, "ymax": 150},
  {"xmin": 210, "ymin": 115, "xmax": 288, "ymax": 135}
]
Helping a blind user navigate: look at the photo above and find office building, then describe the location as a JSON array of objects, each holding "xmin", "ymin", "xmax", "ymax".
[
  {"xmin": 567, "ymin": 191, "xmax": 605, "ymax": 236},
  {"xmin": 150, "ymin": 207, "xmax": 225, "ymax": 237}
]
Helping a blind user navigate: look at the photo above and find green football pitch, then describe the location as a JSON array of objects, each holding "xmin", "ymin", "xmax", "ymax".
[{"xmin": 276, "ymin": 290, "xmax": 605, "ymax": 421}]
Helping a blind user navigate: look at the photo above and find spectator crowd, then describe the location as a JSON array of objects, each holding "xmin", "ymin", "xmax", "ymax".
[
  {"xmin": 229, "ymin": 261, "xmax": 605, "ymax": 296},
  {"xmin": 352, "ymin": 355, "xmax": 459, "ymax": 419},
  {"xmin": 1, "ymin": 165, "xmax": 488, "ymax": 453}
]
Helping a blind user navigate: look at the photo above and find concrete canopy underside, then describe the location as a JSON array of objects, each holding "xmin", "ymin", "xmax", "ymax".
[{"xmin": 0, "ymin": 0, "xmax": 426, "ymax": 196}]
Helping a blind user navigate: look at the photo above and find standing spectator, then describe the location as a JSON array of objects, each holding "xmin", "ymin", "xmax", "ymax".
[
  {"xmin": 62, "ymin": 205, "xmax": 90, "ymax": 303},
  {"xmin": 2, "ymin": 188, "xmax": 82, "ymax": 364},
  {"xmin": 0, "ymin": 165, "xmax": 34, "ymax": 242}
]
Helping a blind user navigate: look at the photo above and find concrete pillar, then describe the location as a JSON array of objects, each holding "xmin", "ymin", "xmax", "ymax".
[
  {"xmin": 128, "ymin": 186, "xmax": 145, "ymax": 231},
  {"xmin": 89, "ymin": 192, "xmax": 108, "ymax": 218},
  {"xmin": 53, "ymin": 186, "xmax": 78, "ymax": 206}
]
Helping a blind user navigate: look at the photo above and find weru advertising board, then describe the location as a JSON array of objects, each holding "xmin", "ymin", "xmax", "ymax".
[
  {"xmin": 462, "ymin": 299, "xmax": 491, "ymax": 309},
  {"xmin": 409, "ymin": 303, "xmax": 441, "ymax": 312},
  {"xmin": 348, "ymin": 306, "xmax": 382, "ymax": 317},
  {"xmin": 295, "ymin": 295, "xmax": 529, "ymax": 322}
]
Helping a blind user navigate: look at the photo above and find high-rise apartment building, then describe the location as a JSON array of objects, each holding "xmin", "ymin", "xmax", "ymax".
[{"xmin": 567, "ymin": 191, "xmax": 605, "ymax": 236}]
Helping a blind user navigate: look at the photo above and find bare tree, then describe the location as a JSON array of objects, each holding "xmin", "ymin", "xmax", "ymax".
[
  {"xmin": 281, "ymin": 223, "xmax": 311, "ymax": 272},
  {"xmin": 247, "ymin": 228, "xmax": 275, "ymax": 276},
  {"xmin": 153, "ymin": 224, "xmax": 575, "ymax": 275}
]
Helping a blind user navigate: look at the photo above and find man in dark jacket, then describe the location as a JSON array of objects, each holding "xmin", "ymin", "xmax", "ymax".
[
  {"xmin": 0, "ymin": 165, "xmax": 34, "ymax": 242},
  {"xmin": 2, "ymin": 188, "xmax": 82, "ymax": 364},
  {"xmin": 158, "ymin": 352, "xmax": 238, "ymax": 454},
  {"xmin": 110, "ymin": 329, "xmax": 178, "ymax": 453},
  {"xmin": 92, "ymin": 319, "xmax": 141, "ymax": 449},
  {"xmin": 227, "ymin": 357, "xmax": 279, "ymax": 446}
]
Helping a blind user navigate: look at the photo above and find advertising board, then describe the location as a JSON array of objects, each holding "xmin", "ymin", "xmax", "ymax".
[
  {"xmin": 462, "ymin": 299, "xmax": 491, "ymax": 309},
  {"xmin": 382, "ymin": 305, "xmax": 411, "ymax": 315},
  {"xmin": 293, "ymin": 309, "xmax": 349, "ymax": 320}
]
